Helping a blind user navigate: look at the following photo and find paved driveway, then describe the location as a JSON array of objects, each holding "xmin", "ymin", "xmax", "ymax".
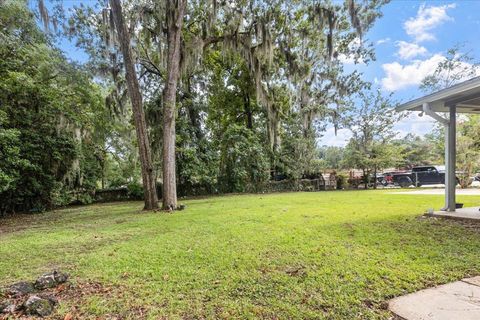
[{"xmin": 393, "ymin": 188, "xmax": 480, "ymax": 195}]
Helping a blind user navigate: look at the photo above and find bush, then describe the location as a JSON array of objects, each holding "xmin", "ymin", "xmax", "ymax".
[
  {"xmin": 218, "ymin": 125, "xmax": 270, "ymax": 193},
  {"xmin": 76, "ymin": 193, "xmax": 94, "ymax": 205},
  {"xmin": 127, "ymin": 182, "xmax": 144, "ymax": 200}
]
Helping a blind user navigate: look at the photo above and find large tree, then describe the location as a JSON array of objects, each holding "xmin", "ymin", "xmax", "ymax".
[
  {"xmin": 109, "ymin": 0, "xmax": 159, "ymax": 210},
  {"xmin": 161, "ymin": 0, "xmax": 186, "ymax": 210}
]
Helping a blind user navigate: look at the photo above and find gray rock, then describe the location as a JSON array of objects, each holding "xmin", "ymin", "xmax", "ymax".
[
  {"xmin": 1, "ymin": 302, "xmax": 18, "ymax": 314},
  {"xmin": 0, "ymin": 301, "xmax": 8, "ymax": 313},
  {"xmin": 23, "ymin": 295, "xmax": 57, "ymax": 317},
  {"xmin": 7, "ymin": 281, "xmax": 35, "ymax": 296},
  {"xmin": 34, "ymin": 270, "xmax": 68, "ymax": 290}
]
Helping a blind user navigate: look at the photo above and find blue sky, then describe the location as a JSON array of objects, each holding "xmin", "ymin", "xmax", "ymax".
[
  {"xmin": 42, "ymin": 1, "xmax": 480, "ymax": 147},
  {"xmin": 321, "ymin": 0, "xmax": 480, "ymax": 147}
]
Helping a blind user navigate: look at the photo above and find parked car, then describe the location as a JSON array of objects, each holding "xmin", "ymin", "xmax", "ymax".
[
  {"xmin": 364, "ymin": 173, "xmax": 393, "ymax": 188},
  {"xmin": 392, "ymin": 165, "xmax": 456, "ymax": 188}
]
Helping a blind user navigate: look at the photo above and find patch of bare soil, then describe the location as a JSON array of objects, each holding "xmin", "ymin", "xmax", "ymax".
[
  {"xmin": 2, "ymin": 279, "xmax": 150, "ymax": 320},
  {"xmin": 453, "ymin": 219, "xmax": 480, "ymax": 231},
  {"xmin": 57, "ymin": 280, "xmax": 150, "ymax": 320},
  {"xmin": 418, "ymin": 214, "xmax": 480, "ymax": 231}
]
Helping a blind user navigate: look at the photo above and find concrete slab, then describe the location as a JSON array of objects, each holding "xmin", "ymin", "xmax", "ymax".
[
  {"xmin": 429, "ymin": 207, "xmax": 480, "ymax": 221},
  {"xmin": 389, "ymin": 280, "xmax": 480, "ymax": 320},
  {"xmin": 462, "ymin": 277, "xmax": 480, "ymax": 287}
]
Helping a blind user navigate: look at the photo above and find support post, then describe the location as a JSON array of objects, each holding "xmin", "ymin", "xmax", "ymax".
[
  {"xmin": 446, "ymin": 106, "xmax": 456, "ymax": 211},
  {"xmin": 422, "ymin": 102, "xmax": 452, "ymax": 211},
  {"xmin": 444, "ymin": 123, "xmax": 450, "ymax": 210}
]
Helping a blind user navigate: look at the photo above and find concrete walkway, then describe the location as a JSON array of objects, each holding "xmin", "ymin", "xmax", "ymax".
[
  {"xmin": 392, "ymin": 188, "xmax": 480, "ymax": 196},
  {"xmin": 389, "ymin": 277, "xmax": 480, "ymax": 319}
]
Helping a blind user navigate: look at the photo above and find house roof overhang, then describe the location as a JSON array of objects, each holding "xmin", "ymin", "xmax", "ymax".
[{"xmin": 396, "ymin": 77, "xmax": 480, "ymax": 114}]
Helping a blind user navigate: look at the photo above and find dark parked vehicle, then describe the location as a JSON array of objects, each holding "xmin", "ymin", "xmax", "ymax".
[
  {"xmin": 369, "ymin": 173, "xmax": 387, "ymax": 187},
  {"xmin": 474, "ymin": 173, "xmax": 480, "ymax": 182},
  {"xmin": 392, "ymin": 166, "xmax": 450, "ymax": 188}
]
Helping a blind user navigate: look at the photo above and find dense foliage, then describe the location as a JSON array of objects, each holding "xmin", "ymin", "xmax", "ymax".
[{"xmin": 0, "ymin": 1, "xmax": 106, "ymax": 214}]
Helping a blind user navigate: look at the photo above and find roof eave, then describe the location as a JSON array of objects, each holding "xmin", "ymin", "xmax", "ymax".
[{"xmin": 395, "ymin": 76, "xmax": 480, "ymax": 112}]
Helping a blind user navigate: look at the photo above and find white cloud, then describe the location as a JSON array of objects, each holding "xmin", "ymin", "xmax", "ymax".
[
  {"xmin": 381, "ymin": 54, "xmax": 445, "ymax": 91},
  {"xmin": 318, "ymin": 128, "xmax": 352, "ymax": 147},
  {"xmin": 376, "ymin": 37, "xmax": 391, "ymax": 45},
  {"xmin": 396, "ymin": 41, "xmax": 428, "ymax": 60},
  {"xmin": 404, "ymin": 4, "xmax": 456, "ymax": 42},
  {"xmin": 381, "ymin": 53, "xmax": 480, "ymax": 91}
]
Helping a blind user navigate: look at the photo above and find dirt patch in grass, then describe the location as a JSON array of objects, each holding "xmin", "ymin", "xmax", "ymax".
[
  {"xmin": 418, "ymin": 215, "xmax": 480, "ymax": 231},
  {"xmin": 3, "ymin": 279, "xmax": 150, "ymax": 320},
  {"xmin": 60, "ymin": 280, "xmax": 156, "ymax": 319},
  {"xmin": 450, "ymin": 219, "xmax": 480, "ymax": 231}
]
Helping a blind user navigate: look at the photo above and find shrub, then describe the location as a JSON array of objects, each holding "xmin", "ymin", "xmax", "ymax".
[
  {"xmin": 218, "ymin": 125, "xmax": 270, "ymax": 193},
  {"xmin": 127, "ymin": 182, "xmax": 144, "ymax": 200}
]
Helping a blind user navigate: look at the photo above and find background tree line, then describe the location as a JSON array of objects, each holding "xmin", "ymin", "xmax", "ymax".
[{"xmin": 1, "ymin": 0, "xmax": 479, "ymax": 214}]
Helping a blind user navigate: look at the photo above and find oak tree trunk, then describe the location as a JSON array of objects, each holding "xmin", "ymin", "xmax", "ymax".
[
  {"xmin": 162, "ymin": 0, "xmax": 185, "ymax": 210},
  {"xmin": 110, "ymin": 0, "xmax": 159, "ymax": 210}
]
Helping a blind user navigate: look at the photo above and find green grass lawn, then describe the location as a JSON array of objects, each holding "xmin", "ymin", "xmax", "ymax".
[{"xmin": 2, "ymin": 190, "xmax": 480, "ymax": 319}]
